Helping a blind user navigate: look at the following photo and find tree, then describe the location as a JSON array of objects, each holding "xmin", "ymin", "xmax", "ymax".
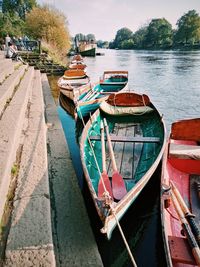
[
  {"xmin": 174, "ymin": 10, "xmax": 200, "ymax": 45},
  {"xmin": 112, "ymin": 27, "xmax": 133, "ymax": 49},
  {"xmin": 75, "ymin": 33, "xmax": 86, "ymax": 41},
  {"xmin": 144, "ymin": 18, "xmax": 173, "ymax": 48},
  {"xmin": 132, "ymin": 26, "xmax": 148, "ymax": 48},
  {"xmin": 2, "ymin": 0, "xmax": 37, "ymax": 20},
  {"xmin": 25, "ymin": 6, "xmax": 70, "ymax": 54},
  {"xmin": 86, "ymin": 33, "xmax": 95, "ymax": 41},
  {"xmin": 0, "ymin": 12, "xmax": 25, "ymax": 37}
]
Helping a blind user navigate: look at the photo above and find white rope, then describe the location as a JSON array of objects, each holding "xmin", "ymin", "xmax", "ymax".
[{"xmin": 111, "ymin": 206, "xmax": 138, "ymax": 267}]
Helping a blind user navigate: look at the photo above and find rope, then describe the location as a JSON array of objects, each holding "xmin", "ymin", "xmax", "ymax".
[{"xmin": 110, "ymin": 205, "xmax": 138, "ymax": 267}]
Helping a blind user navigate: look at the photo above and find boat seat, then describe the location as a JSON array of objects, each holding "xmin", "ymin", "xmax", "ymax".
[
  {"xmin": 90, "ymin": 135, "xmax": 160, "ymax": 143},
  {"xmin": 169, "ymin": 143, "xmax": 200, "ymax": 159},
  {"xmin": 168, "ymin": 236, "xmax": 196, "ymax": 265}
]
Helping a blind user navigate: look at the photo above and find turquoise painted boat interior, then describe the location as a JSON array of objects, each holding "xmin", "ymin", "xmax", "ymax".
[
  {"xmin": 77, "ymin": 80, "xmax": 127, "ymax": 118},
  {"xmin": 83, "ymin": 110, "xmax": 164, "ymax": 195}
]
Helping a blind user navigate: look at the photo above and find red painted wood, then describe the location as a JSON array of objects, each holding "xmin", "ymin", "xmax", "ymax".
[
  {"xmin": 107, "ymin": 92, "xmax": 150, "ymax": 107},
  {"xmin": 169, "ymin": 236, "xmax": 196, "ymax": 264},
  {"xmin": 171, "ymin": 118, "xmax": 200, "ymax": 141},
  {"xmin": 161, "ymin": 120, "xmax": 200, "ymax": 267}
]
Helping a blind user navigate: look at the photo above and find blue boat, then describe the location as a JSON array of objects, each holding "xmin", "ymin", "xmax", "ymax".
[{"xmin": 76, "ymin": 71, "xmax": 128, "ymax": 118}]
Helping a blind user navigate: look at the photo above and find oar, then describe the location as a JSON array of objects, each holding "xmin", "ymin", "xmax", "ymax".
[
  {"xmin": 104, "ymin": 118, "xmax": 127, "ymax": 200},
  {"xmin": 170, "ymin": 190, "xmax": 200, "ymax": 265},
  {"xmin": 171, "ymin": 180, "xmax": 200, "ymax": 246},
  {"xmin": 98, "ymin": 121, "xmax": 113, "ymax": 199}
]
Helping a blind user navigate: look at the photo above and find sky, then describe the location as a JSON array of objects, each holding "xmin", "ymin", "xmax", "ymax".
[{"xmin": 38, "ymin": 0, "xmax": 200, "ymax": 41}]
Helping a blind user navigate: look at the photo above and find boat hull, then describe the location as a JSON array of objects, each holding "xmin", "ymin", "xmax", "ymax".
[
  {"xmin": 80, "ymin": 47, "xmax": 96, "ymax": 57},
  {"xmin": 161, "ymin": 118, "xmax": 200, "ymax": 267},
  {"xmin": 80, "ymin": 105, "xmax": 166, "ymax": 239},
  {"xmin": 58, "ymin": 77, "xmax": 90, "ymax": 102}
]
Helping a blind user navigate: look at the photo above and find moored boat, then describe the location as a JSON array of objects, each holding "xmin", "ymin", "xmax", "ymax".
[
  {"xmin": 69, "ymin": 62, "xmax": 87, "ymax": 70},
  {"xmin": 59, "ymin": 92, "xmax": 76, "ymax": 118},
  {"xmin": 57, "ymin": 69, "xmax": 91, "ymax": 101},
  {"xmin": 78, "ymin": 41, "xmax": 96, "ymax": 57},
  {"xmin": 76, "ymin": 71, "xmax": 128, "ymax": 118},
  {"xmin": 71, "ymin": 54, "xmax": 83, "ymax": 63},
  {"xmin": 79, "ymin": 92, "xmax": 166, "ymax": 239},
  {"xmin": 161, "ymin": 118, "xmax": 200, "ymax": 267}
]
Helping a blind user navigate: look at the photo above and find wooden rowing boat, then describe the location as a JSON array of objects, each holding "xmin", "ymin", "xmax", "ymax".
[
  {"xmin": 69, "ymin": 62, "xmax": 87, "ymax": 70},
  {"xmin": 71, "ymin": 54, "xmax": 83, "ymax": 63},
  {"xmin": 79, "ymin": 93, "xmax": 166, "ymax": 239},
  {"xmin": 161, "ymin": 118, "xmax": 200, "ymax": 267},
  {"xmin": 59, "ymin": 92, "xmax": 76, "ymax": 119},
  {"xmin": 57, "ymin": 69, "xmax": 91, "ymax": 101},
  {"xmin": 76, "ymin": 71, "xmax": 128, "ymax": 118}
]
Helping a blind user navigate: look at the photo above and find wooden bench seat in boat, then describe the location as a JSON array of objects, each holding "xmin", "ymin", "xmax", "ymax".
[
  {"xmin": 90, "ymin": 135, "xmax": 160, "ymax": 143},
  {"xmin": 169, "ymin": 143, "xmax": 200, "ymax": 159},
  {"xmin": 168, "ymin": 236, "xmax": 196, "ymax": 265}
]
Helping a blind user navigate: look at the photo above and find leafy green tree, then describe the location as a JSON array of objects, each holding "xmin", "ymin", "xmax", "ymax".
[
  {"xmin": 0, "ymin": 12, "xmax": 25, "ymax": 38},
  {"xmin": 120, "ymin": 39, "xmax": 134, "ymax": 49},
  {"xmin": 132, "ymin": 26, "xmax": 148, "ymax": 48},
  {"xmin": 86, "ymin": 33, "xmax": 95, "ymax": 41},
  {"xmin": 144, "ymin": 18, "xmax": 173, "ymax": 47},
  {"xmin": 112, "ymin": 27, "xmax": 133, "ymax": 49},
  {"xmin": 2, "ymin": 0, "xmax": 37, "ymax": 20},
  {"xmin": 174, "ymin": 10, "xmax": 200, "ymax": 45},
  {"xmin": 75, "ymin": 33, "xmax": 86, "ymax": 41}
]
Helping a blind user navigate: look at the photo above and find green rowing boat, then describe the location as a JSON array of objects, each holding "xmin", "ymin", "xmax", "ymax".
[{"xmin": 79, "ymin": 92, "xmax": 166, "ymax": 239}]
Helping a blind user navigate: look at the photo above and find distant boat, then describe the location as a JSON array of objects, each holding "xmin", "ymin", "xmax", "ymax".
[
  {"xmin": 78, "ymin": 41, "xmax": 96, "ymax": 57},
  {"xmin": 161, "ymin": 118, "xmax": 200, "ymax": 267},
  {"xmin": 79, "ymin": 92, "xmax": 166, "ymax": 239},
  {"xmin": 69, "ymin": 61, "xmax": 87, "ymax": 71},
  {"xmin": 76, "ymin": 71, "xmax": 128, "ymax": 118},
  {"xmin": 71, "ymin": 54, "xmax": 84, "ymax": 63}
]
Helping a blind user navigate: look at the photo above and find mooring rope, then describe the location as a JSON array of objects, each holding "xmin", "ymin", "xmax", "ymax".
[{"xmin": 110, "ymin": 206, "xmax": 138, "ymax": 267}]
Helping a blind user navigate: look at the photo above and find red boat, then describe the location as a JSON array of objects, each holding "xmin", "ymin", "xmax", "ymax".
[{"xmin": 161, "ymin": 118, "xmax": 200, "ymax": 267}]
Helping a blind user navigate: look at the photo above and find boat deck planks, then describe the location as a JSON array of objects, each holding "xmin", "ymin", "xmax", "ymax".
[
  {"xmin": 133, "ymin": 124, "xmax": 143, "ymax": 178},
  {"xmin": 105, "ymin": 122, "xmax": 143, "ymax": 180}
]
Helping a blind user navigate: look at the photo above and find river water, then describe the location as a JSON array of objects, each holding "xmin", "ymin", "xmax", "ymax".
[{"xmin": 50, "ymin": 49, "xmax": 200, "ymax": 267}]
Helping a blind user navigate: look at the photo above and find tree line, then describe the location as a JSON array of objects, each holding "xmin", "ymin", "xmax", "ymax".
[
  {"xmin": 0, "ymin": 0, "xmax": 70, "ymax": 63},
  {"xmin": 109, "ymin": 10, "xmax": 200, "ymax": 49}
]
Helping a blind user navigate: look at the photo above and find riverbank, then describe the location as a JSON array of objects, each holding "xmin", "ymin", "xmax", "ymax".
[{"xmin": 0, "ymin": 51, "xmax": 103, "ymax": 266}]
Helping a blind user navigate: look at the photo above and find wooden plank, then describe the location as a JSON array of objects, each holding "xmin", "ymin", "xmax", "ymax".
[
  {"xmin": 168, "ymin": 236, "xmax": 196, "ymax": 265},
  {"xmin": 133, "ymin": 124, "xmax": 143, "ymax": 177},
  {"xmin": 120, "ymin": 123, "xmax": 134, "ymax": 179},
  {"xmin": 190, "ymin": 174, "xmax": 200, "ymax": 224},
  {"xmin": 106, "ymin": 123, "xmax": 125, "ymax": 178},
  {"xmin": 169, "ymin": 144, "xmax": 200, "ymax": 159},
  {"xmin": 171, "ymin": 118, "xmax": 200, "ymax": 141},
  {"xmin": 90, "ymin": 135, "xmax": 160, "ymax": 143}
]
